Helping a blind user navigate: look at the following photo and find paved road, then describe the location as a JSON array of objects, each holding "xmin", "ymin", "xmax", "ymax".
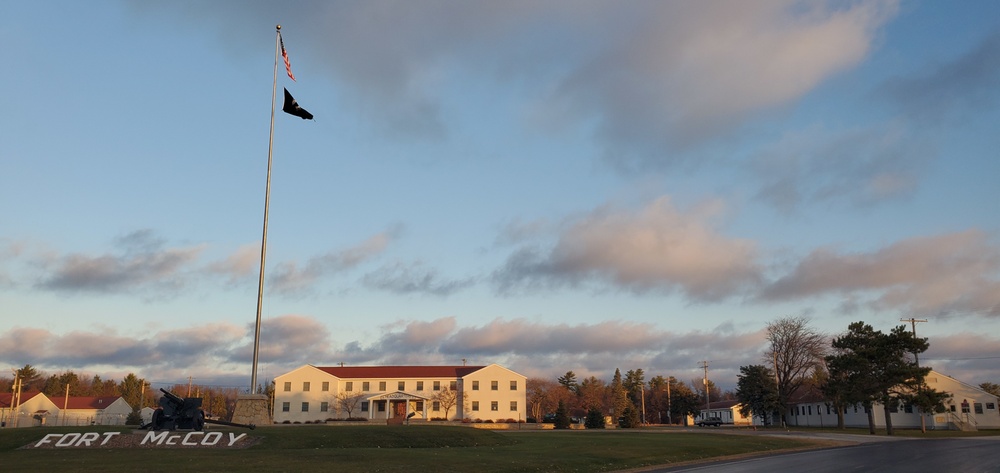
[{"xmin": 647, "ymin": 436, "xmax": 1000, "ymax": 473}]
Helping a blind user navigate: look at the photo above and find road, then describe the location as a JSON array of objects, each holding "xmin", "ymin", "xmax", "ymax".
[{"xmin": 646, "ymin": 434, "xmax": 1000, "ymax": 473}]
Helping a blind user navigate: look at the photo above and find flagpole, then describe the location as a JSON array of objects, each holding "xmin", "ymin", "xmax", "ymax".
[{"xmin": 250, "ymin": 25, "xmax": 281, "ymax": 395}]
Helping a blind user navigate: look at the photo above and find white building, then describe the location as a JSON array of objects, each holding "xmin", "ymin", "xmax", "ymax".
[
  {"xmin": 785, "ymin": 370, "xmax": 1000, "ymax": 431},
  {"xmin": 692, "ymin": 400, "xmax": 759, "ymax": 426},
  {"xmin": 58, "ymin": 396, "xmax": 134, "ymax": 426},
  {"xmin": 273, "ymin": 364, "xmax": 527, "ymax": 424},
  {"xmin": 0, "ymin": 392, "xmax": 60, "ymax": 428}
]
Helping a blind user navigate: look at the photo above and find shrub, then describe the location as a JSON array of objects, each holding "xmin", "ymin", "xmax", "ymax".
[
  {"xmin": 585, "ymin": 407, "xmax": 605, "ymax": 429},
  {"xmin": 554, "ymin": 400, "xmax": 572, "ymax": 429}
]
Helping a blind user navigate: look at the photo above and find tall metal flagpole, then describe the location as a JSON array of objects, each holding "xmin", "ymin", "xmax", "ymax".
[{"xmin": 250, "ymin": 25, "xmax": 282, "ymax": 395}]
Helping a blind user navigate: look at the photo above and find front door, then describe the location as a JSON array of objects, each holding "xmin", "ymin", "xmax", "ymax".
[{"xmin": 394, "ymin": 401, "xmax": 406, "ymax": 418}]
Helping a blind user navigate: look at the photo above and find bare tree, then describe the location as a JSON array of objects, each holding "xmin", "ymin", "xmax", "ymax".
[
  {"xmin": 432, "ymin": 388, "xmax": 467, "ymax": 420},
  {"xmin": 336, "ymin": 391, "xmax": 367, "ymax": 418},
  {"xmin": 527, "ymin": 378, "xmax": 561, "ymax": 421},
  {"xmin": 765, "ymin": 316, "xmax": 827, "ymax": 426}
]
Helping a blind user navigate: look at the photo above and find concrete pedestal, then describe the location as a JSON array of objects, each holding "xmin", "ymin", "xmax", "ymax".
[{"xmin": 231, "ymin": 394, "xmax": 272, "ymax": 427}]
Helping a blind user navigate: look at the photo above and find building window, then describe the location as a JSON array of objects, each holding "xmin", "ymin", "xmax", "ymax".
[
  {"xmin": 377, "ymin": 401, "xmax": 386, "ymax": 412},
  {"xmin": 379, "ymin": 381, "xmax": 387, "ymax": 391},
  {"xmin": 363, "ymin": 382, "xmax": 370, "ymax": 391},
  {"xmin": 491, "ymin": 401, "xmax": 498, "ymax": 411},
  {"xmin": 398, "ymin": 381, "xmax": 405, "ymax": 391},
  {"xmin": 361, "ymin": 401, "xmax": 369, "ymax": 412},
  {"xmin": 975, "ymin": 403, "xmax": 984, "ymax": 414},
  {"xmin": 510, "ymin": 380, "xmax": 518, "ymax": 390},
  {"xmin": 888, "ymin": 405, "xmax": 898, "ymax": 413},
  {"xmin": 826, "ymin": 405, "xmax": 831, "ymax": 415},
  {"xmin": 472, "ymin": 381, "xmax": 479, "ymax": 390},
  {"xmin": 491, "ymin": 381, "xmax": 498, "ymax": 391},
  {"xmin": 346, "ymin": 381, "xmax": 354, "ymax": 391},
  {"xmin": 950, "ymin": 405, "xmax": 956, "ymax": 412},
  {"xmin": 432, "ymin": 401, "xmax": 440, "ymax": 411},
  {"xmin": 450, "ymin": 381, "xmax": 457, "ymax": 391},
  {"xmin": 303, "ymin": 382, "xmax": 311, "ymax": 392},
  {"xmin": 322, "ymin": 381, "xmax": 330, "ymax": 391},
  {"xmin": 433, "ymin": 381, "xmax": 441, "ymax": 391},
  {"xmin": 510, "ymin": 401, "xmax": 517, "ymax": 411},
  {"xmin": 987, "ymin": 403, "xmax": 996, "ymax": 410},
  {"xmin": 415, "ymin": 401, "xmax": 424, "ymax": 411},
  {"xmin": 321, "ymin": 402, "xmax": 329, "ymax": 412},
  {"xmin": 283, "ymin": 382, "xmax": 291, "ymax": 392},
  {"xmin": 472, "ymin": 401, "xmax": 479, "ymax": 411},
  {"xmin": 808, "ymin": 406, "xmax": 812, "ymax": 415},
  {"xmin": 904, "ymin": 405, "xmax": 913, "ymax": 413},
  {"xmin": 417, "ymin": 381, "xmax": 424, "ymax": 391},
  {"xmin": 282, "ymin": 402, "xmax": 290, "ymax": 412},
  {"xmin": 302, "ymin": 402, "xmax": 309, "ymax": 412}
]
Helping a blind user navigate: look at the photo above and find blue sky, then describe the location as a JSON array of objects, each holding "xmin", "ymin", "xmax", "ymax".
[{"xmin": 2, "ymin": 0, "xmax": 999, "ymax": 391}]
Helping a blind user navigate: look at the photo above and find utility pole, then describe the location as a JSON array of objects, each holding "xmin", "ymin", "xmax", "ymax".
[
  {"xmin": 187, "ymin": 376, "xmax": 194, "ymax": 397},
  {"xmin": 900, "ymin": 318, "xmax": 928, "ymax": 366},
  {"xmin": 666, "ymin": 377, "xmax": 672, "ymax": 425},
  {"xmin": 699, "ymin": 361, "xmax": 711, "ymax": 415},
  {"xmin": 901, "ymin": 317, "xmax": 929, "ymax": 432}
]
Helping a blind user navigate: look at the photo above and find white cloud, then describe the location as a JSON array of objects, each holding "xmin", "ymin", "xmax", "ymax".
[{"xmin": 493, "ymin": 197, "xmax": 761, "ymax": 300}]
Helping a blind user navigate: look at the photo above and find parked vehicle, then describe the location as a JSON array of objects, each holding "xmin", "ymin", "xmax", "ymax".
[{"xmin": 695, "ymin": 417, "xmax": 723, "ymax": 427}]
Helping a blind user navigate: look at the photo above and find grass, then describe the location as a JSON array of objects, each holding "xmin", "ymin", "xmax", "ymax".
[{"xmin": 0, "ymin": 424, "xmax": 820, "ymax": 473}]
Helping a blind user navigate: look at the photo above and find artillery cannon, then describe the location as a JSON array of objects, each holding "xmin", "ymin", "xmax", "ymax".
[{"xmin": 141, "ymin": 389, "xmax": 255, "ymax": 431}]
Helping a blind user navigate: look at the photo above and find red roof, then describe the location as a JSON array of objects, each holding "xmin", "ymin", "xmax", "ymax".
[
  {"xmin": 0, "ymin": 391, "xmax": 44, "ymax": 408},
  {"xmin": 60, "ymin": 396, "xmax": 125, "ymax": 410},
  {"xmin": 315, "ymin": 366, "xmax": 486, "ymax": 379}
]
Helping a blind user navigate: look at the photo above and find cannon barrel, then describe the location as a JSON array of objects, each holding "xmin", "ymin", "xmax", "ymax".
[
  {"xmin": 205, "ymin": 418, "xmax": 256, "ymax": 430},
  {"xmin": 160, "ymin": 388, "xmax": 185, "ymax": 406}
]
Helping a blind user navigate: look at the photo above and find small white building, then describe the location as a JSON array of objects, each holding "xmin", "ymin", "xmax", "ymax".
[
  {"xmin": 692, "ymin": 400, "xmax": 759, "ymax": 426},
  {"xmin": 0, "ymin": 392, "xmax": 60, "ymax": 428},
  {"xmin": 57, "ymin": 396, "xmax": 134, "ymax": 426},
  {"xmin": 785, "ymin": 370, "xmax": 1000, "ymax": 431},
  {"xmin": 273, "ymin": 364, "xmax": 527, "ymax": 424}
]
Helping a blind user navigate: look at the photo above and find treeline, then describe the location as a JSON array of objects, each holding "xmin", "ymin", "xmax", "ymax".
[
  {"xmin": 0, "ymin": 365, "xmax": 248, "ymax": 420},
  {"xmin": 527, "ymin": 368, "xmax": 734, "ymax": 427}
]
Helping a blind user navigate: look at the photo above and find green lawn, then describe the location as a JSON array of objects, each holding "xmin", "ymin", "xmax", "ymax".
[{"xmin": 0, "ymin": 424, "xmax": 819, "ymax": 472}]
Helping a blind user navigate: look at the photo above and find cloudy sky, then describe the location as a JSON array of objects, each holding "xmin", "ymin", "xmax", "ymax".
[{"xmin": 2, "ymin": 0, "xmax": 999, "ymax": 391}]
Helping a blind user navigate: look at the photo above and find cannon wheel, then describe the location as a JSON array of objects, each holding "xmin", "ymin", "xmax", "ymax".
[
  {"xmin": 150, "ymin": 409, "xmax": 164, "ymax": 431},
  {"xmin": 194, "ymin": 410, "xmax": 206, "ymax": 431}
]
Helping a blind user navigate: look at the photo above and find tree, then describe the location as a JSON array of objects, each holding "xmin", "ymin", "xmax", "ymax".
[
  {"xmin": 980, "ymin": 382, "xmax": 1000, "ymax": 398},
  {"xmin": 691, "ymin": 378, "xmax": 721, "ymax": 408},
  {"xmin": 118, "ymin": 373, "xmax": 146, "ymax": 411},
  {"xmin": 619, "ymin": 404, "xmax": 641, "ymax": 428},
  {"xmin": 624, "ymin": 369, "xmax": 646, "ymax": 422},
  {"xmin": 433, "ymin": 388, "xmax": 466, "ymax": 420},
  {"xmin": 577, "ymin": 376, "xmax": 606, "ymax": 412},
  {"xmin": 765, "ymin": 316, "xmax": 827, "ymax": 426},
  {"xmin": 584, "ymin": 407, "xmax": 605, "ymax": 429},
  {"xmin": 826, "ymin": 322, "xmax": 937, "ymax": 435},
  {"xmin": 527, "ymin": 378, "xmax": 560, "ymax": 421},
  {"xmin": 15, "ymin": 365, "xmax": 42, "ymax": 391},
  {"xmin": 557, "ymin": 371, "xmax": 579, "ymax": 393},
  {"xmin": 608, "ymin": 369, "xmax": 629, "ymax": 421},
  {"xmin": 735, "ymin": 365, "xmax": 779, "ymax": 426},
  {"xmin": 667, "ymin": 378, "xmax": 702, "ymax": 424},
  {"xmin": 553, "ymin": 400, "xmax": 571, "ymax": 429},
  {"xmin": 336, "ymin": 391, "xmax": 367, "ymax": 418}
]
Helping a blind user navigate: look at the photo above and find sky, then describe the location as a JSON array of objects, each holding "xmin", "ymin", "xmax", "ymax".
[{"xmin": 2, "ymin": 0, "xmax": 999, "ymax": 392}]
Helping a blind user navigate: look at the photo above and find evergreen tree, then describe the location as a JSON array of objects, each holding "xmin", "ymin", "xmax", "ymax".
[
  {"xmin": 557, "ymin": 371, "xmax": 579, "ymax": 393},
  {"xmin": 584, "ymin": 407, "xmax": 605, "ymax": 429},
  {"xmin": 553, "ymin": 400, "xmax": 571, "ymax": 429},
  {"xmin": 608, "ymin": 369, "xmax": 629, "ymax": 421},
  {"xmin": 735, "ymin": 365, "xmax": 778, "ymax": 426},
  {"xmin": 619, "ymin": 403, "xmax": 641, "ymax": 428}
]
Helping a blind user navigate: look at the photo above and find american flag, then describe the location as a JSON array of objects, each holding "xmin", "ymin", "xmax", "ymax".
[{"xmin": 280, "ymin": 34, "xmax": 296, "ymax": 81}]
